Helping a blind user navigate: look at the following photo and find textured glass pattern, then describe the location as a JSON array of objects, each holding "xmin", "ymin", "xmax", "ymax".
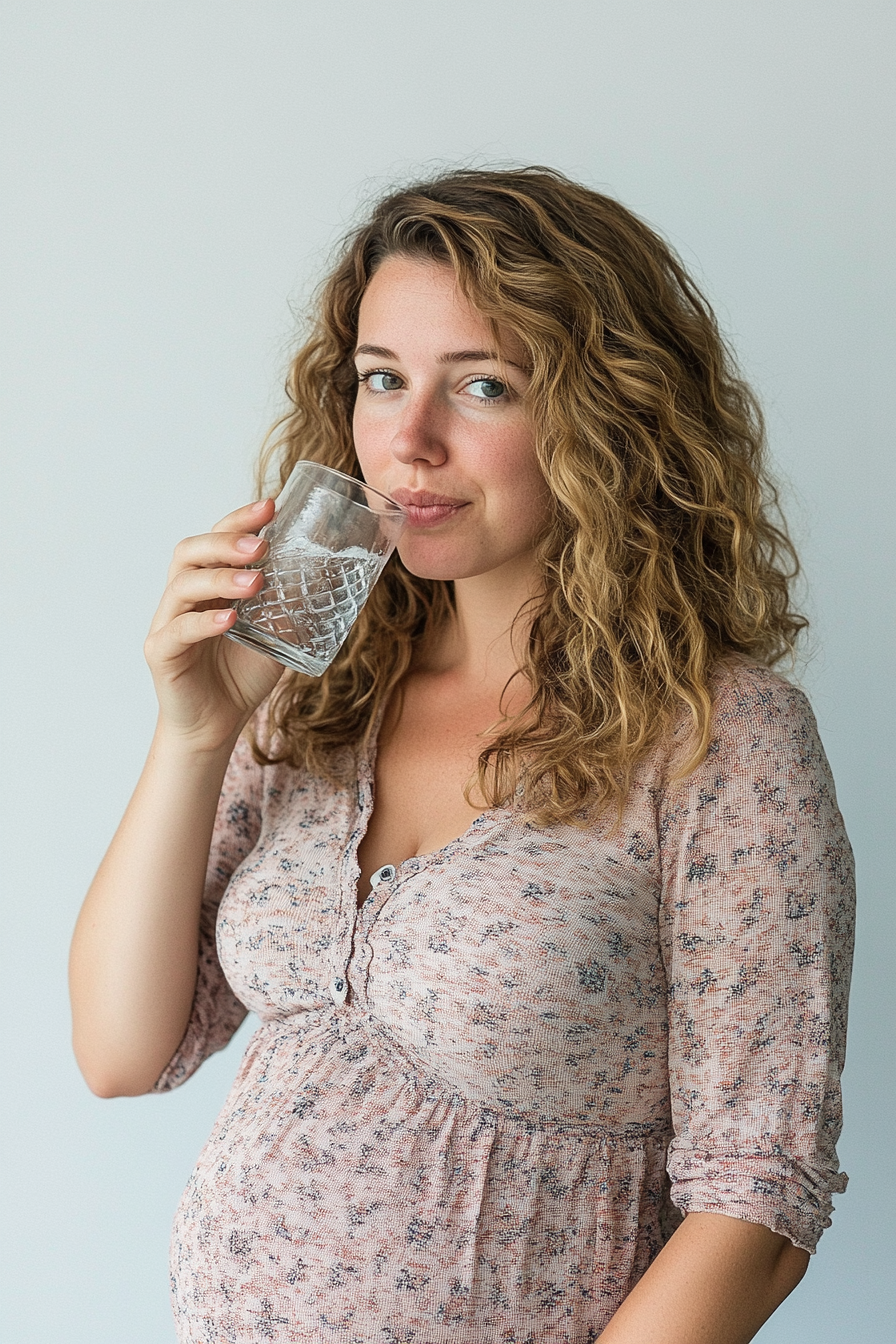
[{"xmin": 234, "ymin": 537, "xmax": 384, "ymax": 676}]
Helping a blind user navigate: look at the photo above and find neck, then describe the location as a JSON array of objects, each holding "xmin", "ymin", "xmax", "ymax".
[{"xmin": 420, "ymin": 555, "xmax": 542, "ymax": 691}]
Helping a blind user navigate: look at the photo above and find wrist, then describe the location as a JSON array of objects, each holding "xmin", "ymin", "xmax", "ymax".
[{"xmin": 149, "ymin": 715, "xmax": 245, "ymax": 769}]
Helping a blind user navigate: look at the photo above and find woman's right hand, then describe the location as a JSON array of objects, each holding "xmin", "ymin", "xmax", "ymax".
[{"xmin": 144, "ymin": 497, "xmax": 285, "ymax": 752}]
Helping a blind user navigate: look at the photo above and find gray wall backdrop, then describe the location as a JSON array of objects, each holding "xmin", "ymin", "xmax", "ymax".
[{"xmin": 2, "ymin": 3, "xmax": 893, "ymax": 1340}]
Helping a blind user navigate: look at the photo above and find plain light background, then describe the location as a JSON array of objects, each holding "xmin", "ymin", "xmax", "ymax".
[{"xmin": 2, "ymin": 3, "xmax": 893, "ymax": 1340}]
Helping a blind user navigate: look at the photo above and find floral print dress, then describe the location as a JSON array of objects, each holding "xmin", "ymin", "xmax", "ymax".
[{"xmin": 155, "ymin": 660, "xmax": 854, "ymax": 1343}]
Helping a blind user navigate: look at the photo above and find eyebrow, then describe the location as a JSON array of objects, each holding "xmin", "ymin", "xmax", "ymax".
[{"xmin": 354, "ymin": 343, "xmax": 527, "ymax": 371}]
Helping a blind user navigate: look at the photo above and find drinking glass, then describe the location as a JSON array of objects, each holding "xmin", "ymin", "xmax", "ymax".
[{"xmin": 226, "ymin": 461, "xmax": 407, "ymax": 676}]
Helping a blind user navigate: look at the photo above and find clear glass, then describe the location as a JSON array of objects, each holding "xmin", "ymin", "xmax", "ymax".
[{"xmin": 226, "ymin": 461, "xmax": 407, "ymax": 676}]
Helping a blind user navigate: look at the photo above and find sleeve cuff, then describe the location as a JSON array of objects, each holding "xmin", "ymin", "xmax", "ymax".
[
  {"xmin": 151, "ymin": 987, "xmax": 247, "ymax": 1092},
  {"xmin": 667, "ymin": 1146, "xmax": 848, "ymax": 1253}
]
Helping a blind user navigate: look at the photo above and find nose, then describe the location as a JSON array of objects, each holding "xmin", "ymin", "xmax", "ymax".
[{"xmin": 388, "ymin": 387, "xmax": 449, "ymax": 467}]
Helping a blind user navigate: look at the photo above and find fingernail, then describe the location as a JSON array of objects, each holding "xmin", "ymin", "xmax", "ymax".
[
  {"xmin": 235, "ymin": 536, "xmax": 262, "ymax": 554},
  {"xmin": 213, "ymin": 610, "xmax": 232, "ymax": 625},
  {"xmin": 233, "ymin": 570, "xmax": 258, "ymax": 588}
]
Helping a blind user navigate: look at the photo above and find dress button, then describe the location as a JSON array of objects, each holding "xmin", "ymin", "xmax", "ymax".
[
  {"xmin": 329, "ymin": 975, "xmax": 348, "ymax": 1006},
  {"xmin": 371, "ymin": 863, "xmax": 396, "ymax": 886}
]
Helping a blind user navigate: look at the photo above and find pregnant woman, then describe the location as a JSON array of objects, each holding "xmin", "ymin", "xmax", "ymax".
[{"xmin": 70, "ymin": 167, "xmax": 854, "ymax": 1343}]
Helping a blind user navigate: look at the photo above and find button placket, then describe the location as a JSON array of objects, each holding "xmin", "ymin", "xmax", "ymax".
[
  {"xmin": 332, "ymin": 718, "xmax": 393, "ymax": 1011},
  {"xmin": 331, "ymin": 774, "xmax": 372, "ymax": 1009},
  {"xmin": 352, "ymin": 862, "xmax": 398, "ymax": 996}
]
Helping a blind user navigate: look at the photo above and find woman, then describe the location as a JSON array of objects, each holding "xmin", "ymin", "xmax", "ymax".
[{"xmin": 70, "ymin": 167, "xmax": 854, "ymax": 1343}]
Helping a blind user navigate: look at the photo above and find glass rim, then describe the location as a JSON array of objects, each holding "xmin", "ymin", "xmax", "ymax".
[{"xmin": 285, "ymin": 460, "xmax": 407, "ymax": 517}]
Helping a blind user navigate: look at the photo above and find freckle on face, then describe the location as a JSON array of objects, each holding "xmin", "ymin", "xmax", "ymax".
[{"xmin": 351, "ymin": 256, "xmax": 551, "ymax": 583}]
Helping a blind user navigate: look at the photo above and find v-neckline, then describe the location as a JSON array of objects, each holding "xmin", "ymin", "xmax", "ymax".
[{"xmin": 353, "ymin": 706, "xmax": 503, "ymax": 906}]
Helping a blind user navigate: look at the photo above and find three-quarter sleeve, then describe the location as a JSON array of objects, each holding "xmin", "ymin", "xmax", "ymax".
[
  {"xmin": 658, "ymin": 666, "xmax": 855, "ymax": 1251},
  {"xmin": 152, "ymin": 731, "xmax": 264, "ymax": 1092}
]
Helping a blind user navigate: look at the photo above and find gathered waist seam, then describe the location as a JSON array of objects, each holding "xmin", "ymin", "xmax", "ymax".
[{"xmin": 247, "ymin": 1009, "xmax": 672, "ymax": 1145}]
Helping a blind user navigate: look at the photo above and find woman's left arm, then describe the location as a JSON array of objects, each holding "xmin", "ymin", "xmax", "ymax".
[
  {"xmin": 605, "ymin": 667, "xmax": 855, "ymax": 1340},
  {"xmin": 598, "ymin": 1210, "xmax": 808, "ymax": 1343}
]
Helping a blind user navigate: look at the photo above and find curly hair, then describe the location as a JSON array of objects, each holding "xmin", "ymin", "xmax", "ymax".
[{"xmin": 252, "ymin": 166, "xmax": 806, "ymax": 825}]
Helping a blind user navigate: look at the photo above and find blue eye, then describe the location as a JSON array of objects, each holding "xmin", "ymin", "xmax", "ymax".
[
  {"xmin": 361, "ymin": 370, "xmax": 403, "ymax": 392},
  {"xmin": 467, "ymin": 378, "xmax": 507, "ymax": 401}
]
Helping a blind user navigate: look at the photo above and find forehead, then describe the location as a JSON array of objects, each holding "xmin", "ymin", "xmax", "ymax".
[
  {"xmin": 356, "ymin": 256, "xmax": 527, "ymax": 367},
  {"xmin": 358, "ymin": 256, "xmax": 483, "ymax": 335}
]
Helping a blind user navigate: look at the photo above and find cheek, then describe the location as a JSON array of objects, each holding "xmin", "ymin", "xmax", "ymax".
[
  {"xmin": 488, "ymin": 436, "xmax": 550, "ymax": 525},
  {"xmin": 519, "ymin": 477, "xmax": 554, "ymax": 543},
  {"xmin": 351, "ymin": 407, "xmax": 385, "ymax": 478}
]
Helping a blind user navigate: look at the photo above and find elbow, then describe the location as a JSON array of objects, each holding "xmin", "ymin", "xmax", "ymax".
[
  {"xmin": 83, "ymin": 1073, "xmax": 153, "ymax": 1099},
  {"xmin": 72, "ymin": 1036, "xmax": 162, "ymax": 1098},
  {"xmin": 85, "ymin": 1078, "xmax": 121, "ymax": 1099}
]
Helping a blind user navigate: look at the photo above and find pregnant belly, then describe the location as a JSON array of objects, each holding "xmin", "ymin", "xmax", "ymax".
[{"xmin": 169, "ymin": 1015, "xmax": 676, "ymax": 1343}]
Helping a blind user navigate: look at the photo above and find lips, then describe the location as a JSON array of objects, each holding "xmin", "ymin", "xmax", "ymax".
[
  {"xmin": 390, "ymin": 488, "xmax": 469, "ymax": 528},
  {"xmin": 390, "ymin": 488, "xmax": 467, "ymax": 508}
]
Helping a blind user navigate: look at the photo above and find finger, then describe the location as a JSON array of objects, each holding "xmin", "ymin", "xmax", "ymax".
[
  {"xmin": 151, "ymin": 565, "xmax": 264, "ymax": 633},
  {"xmin": 210, "ymin": 497, "xmax": 276, "ymax": 535},
  {"xmin": 145, "ymin": 607, "xmax": 237, "ymax": 665},
  {"xmin": 168, "ymin": 528, "xmax": 270, "ymax": 582}
]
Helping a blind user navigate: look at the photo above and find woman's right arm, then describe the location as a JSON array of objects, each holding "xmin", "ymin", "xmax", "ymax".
[{"xmin": 69, "ymin": 498, "xmax": 282, "ymax": 1097}]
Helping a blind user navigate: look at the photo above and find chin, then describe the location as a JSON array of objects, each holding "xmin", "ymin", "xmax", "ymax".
[
  {"xmin": 398, "ymin": 558, "xmax": 468, "ymax": 582},
  {"xmin": 395, "ymin": 540, "xmax": 480, "ymax": 583}
]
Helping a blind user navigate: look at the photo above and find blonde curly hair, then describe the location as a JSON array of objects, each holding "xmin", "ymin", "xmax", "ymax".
[{"xmin": 252, "ymin": 166, "xmax": 805, "ymax": 825}]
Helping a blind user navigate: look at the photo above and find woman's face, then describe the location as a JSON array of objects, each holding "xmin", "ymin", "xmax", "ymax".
[{"xmin": 352, "ymin": 255, "xmax": 551, "ymax": 584}]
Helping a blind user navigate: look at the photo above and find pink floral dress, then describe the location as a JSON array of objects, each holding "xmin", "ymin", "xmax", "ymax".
[{"xmin": 155, "ymin": 660, "xmax": 854, "ymax": 1343}]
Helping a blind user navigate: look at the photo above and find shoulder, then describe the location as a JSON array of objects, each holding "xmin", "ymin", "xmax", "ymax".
[
  {"xmin": 705, "ymin": 658, "xmax": 833, "ymax": 789},
  {"xmin": 658, "ymin": 657, "xmax": 821, "ymax": 771},
  {"xmin": 655, "ymin": 660, "xmax": 852, "ymax": 906},
  {"xmin": 708, "ymin": 656, "xmax": 815, "ymax": 736},
  {"xmin": 231, "ymin": 702, "xmax": 360, "ymax": 812},
  {"xmin": 656, "ymin": 656, "xmax": 838, "ymax": 816}
]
